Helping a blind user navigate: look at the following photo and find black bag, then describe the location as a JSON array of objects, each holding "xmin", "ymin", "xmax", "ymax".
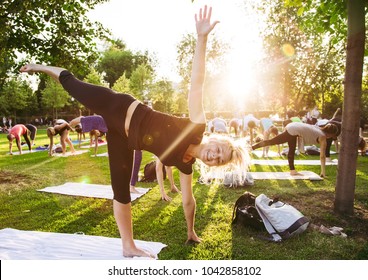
[
  {"xmin": 305, "ymin": 145, "xmax": 320, "ymax": 155},
  {"xmin": 231, "ymin": 191, "xmax": 264, "ymax": 230},
  {"xmin": 140, "ymin": 160, "xmax": 166, "ymax": 182}
]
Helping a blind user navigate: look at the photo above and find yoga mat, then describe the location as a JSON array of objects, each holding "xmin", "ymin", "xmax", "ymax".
[
  {"xmin": 252, "ymin": 150, "xmax": 280, "ymax": 158},
  {"xmin": 8, "ymin": 149, "xmax": 45, "ymax": 155},
  {"xmin": 38, "ymin": 182, "xmax": 150, "ymax": 201},
  {"xmin": 81, "ymin": 141, "xmax": 107, "ymax": 148},
  {"xmin": 94, "ymin": 152, "xmax": 108, "ymax": 157},
  {"xmin": 52, "ymin": 150, "xmax": 89, "ymax": 157},
  {"xmin": 0, "ymin": 228, "xmax": 166, "ymax": 260},
  {"xmin": 252, "ymin": 159, "xmax": 338, "ymax": 166},
  {"xmin": 249, "ymin": 171, "xmax": 322, "ymax": 181}
]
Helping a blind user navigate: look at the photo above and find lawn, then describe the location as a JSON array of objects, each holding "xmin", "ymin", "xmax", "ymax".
[{"xmin": 0, "ymin": 128, "xmax": 367, "ymax": 260}]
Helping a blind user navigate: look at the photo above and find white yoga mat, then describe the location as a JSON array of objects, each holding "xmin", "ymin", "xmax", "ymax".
[
  {"xmin": 38, "ymin": 182, "xmax": 150, "ymax": 201},
  {"xmin": 8, "ymin": 149, "xmax": 45, "ymax": 155},
  {"xmin": 249, "ymin": 171, "xmax": 322, "ymax": 181},
  {"xmin": 252, "ymin": 150, "xmax": 280, "ymax": 158},
  {"xmin": 0, "ymin": 228, "xmax": 166, "ymax": 260},
  {"xmin": 53, "ymin": 150, "xmax": 89, "ymax": 157},
  {"xmin": 81, "ymin": 142, "xmax": 107, "ymax": 148},
  {"xmin": 94, "ymin": 152, "xmax": 108, "ymax": 157},
  {"xmin": 252, "ymin": 159, "xmax": 338, "ymax": 166}
]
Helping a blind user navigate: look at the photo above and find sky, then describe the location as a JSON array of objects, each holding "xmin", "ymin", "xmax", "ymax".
[{"xmin": 88, "ymin": 0, "xmax": 265, "ymax": 84}]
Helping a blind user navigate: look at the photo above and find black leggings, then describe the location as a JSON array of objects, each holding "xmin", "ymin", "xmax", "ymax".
[
  {"xmin": 252, "ymin": 130, "xmax": 297, "ymax": 170},
  {"xmin": 59, "ymin": 71, "xmax": 136, "ymax": 204},
  {"xmin": 25, "ymin": 124, "xmax": 37, "ymax": 140}
]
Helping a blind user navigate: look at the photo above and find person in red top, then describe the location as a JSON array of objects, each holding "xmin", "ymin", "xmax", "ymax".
[{"xmin": 7, "ymin": 124, "xmax": 32, "ymax": 155}]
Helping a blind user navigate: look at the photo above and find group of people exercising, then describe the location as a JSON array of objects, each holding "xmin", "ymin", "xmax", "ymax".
[{"xmin": 7, "ymin": 5, "xmax": 365, "ymax": 258}]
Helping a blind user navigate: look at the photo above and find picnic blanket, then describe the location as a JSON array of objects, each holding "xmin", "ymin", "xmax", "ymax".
[
  {"xmin": 0, "ymin": 228, "xmax": 166, "ymax": 260},
  {"xmin": 37, "ymin": 182, "xmax": 150, "ymax": 201}
]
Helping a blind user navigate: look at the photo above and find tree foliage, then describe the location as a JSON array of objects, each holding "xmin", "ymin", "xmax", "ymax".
[
  {"xmin": 149, "ymin": 79, "xmax": 175, "ymax": 113},
  {"xmin": 256, "ymin": 0, "xmax": 348, "ymax": 117},
  {"xmin": 112, "ymin": 72, "xmax": 130, "ymax": 94},
  {"xmin": 0, "ymin": 77, "xmax": 33, "ymax": 122},
  {"xmin": 0, "ymin": 0, "xmax": 111, "ymax": 86},
  {"xmin": 176, "ymin": 33, "xmax": 228, "ymax": 112},
  {"xmin": 129, "ymin": 63, "xmax": 153, "ymax": 101},
  {"xmin": 97, "ymin": 40, "xmax": 155, "ymax": 87},
  {"xmin": 41, "ymin": 77, "xmax": 71, "ymax": 119}
]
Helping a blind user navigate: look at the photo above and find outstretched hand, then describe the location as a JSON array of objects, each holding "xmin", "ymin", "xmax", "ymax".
[
  {"xmin": 20, "ymin": 64, "xmax": 36, "ymax": 75},
  {"xmin": 195, "ymin": 5, "xmax": 219, "ymax": 37}
]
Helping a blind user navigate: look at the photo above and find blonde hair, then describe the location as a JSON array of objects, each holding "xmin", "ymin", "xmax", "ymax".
[
  {"xmin": 196, "ymin": 133, "xmax": 252, "ymax": 186},
  {"xmin": 46, "ymin": 127, "xmax": 55, "ymax": 137}
]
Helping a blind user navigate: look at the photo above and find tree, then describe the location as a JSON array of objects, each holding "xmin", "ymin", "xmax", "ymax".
[
  {"xmin": 98, "ymin": 40, "xmax": 155, "ymax": 87},
  {"xmin": 285, "ymin": 0, "xmax": 366, "ymax": 214},
  {"xmin": 129, "ymin": 64, "xmax": 153, "ymax": 101},
  {"xmin": 176, "ymin": 33, "xmax": 228, "ymax": 112},
  {"xmin": 256, "ymin": 0, "xmax": 347, "ymax": 117},
  {"xmin": 0, "ymin": 0, "xmax": 110, "ymax": 86},
  {"xmin": 0, "ymin": 77, "xmax": 33, "ymax": 123},
  {"xmin": 112, "ymin": 72, "xmax": 130, "ymax": 93},
  {"xmin": 334, "ymin": 0, "xmax": 365, "ymax": 214},
  {"xmin": 149, "ymin": 79, "xmax": 175, "ymax": 113},
  {"xmin": 41, "ymin": 77, "xmax": 70, "ymax": 120}
]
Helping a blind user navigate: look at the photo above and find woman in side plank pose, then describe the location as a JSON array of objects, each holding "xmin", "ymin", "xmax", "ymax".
[{"xmin": 20, "ymin": 5, "xmax": 248, "ymax": 258}]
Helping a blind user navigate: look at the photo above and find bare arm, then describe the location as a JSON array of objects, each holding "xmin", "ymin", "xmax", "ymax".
[
  {"xmin": 20, "ymin": 64, "xmax": 66, "ymax": 83},
  {"xmin": 48, "ymin": 135, "xmax": 54, "ymax": 156},
  {"xmin": 188, "ymin": 6, "xmax": 219, "ymax": 123},
  {"xmin": 69, "ymin": 116, "xmax": 82, "ymax": 128},
  {"xmin": 180, "ymin": 171, "xmax": 201, "ymax": 243},
  {"xmin": 156, "ymin": 159, "xmax": 172, "ymax": 201},
  {"xmin": 331, "ymin": 108, "xmax": 341, "ymax": 119},
  {"xmin": 319, "ymin": 137, "xmax": 327, "ymax": 177}
]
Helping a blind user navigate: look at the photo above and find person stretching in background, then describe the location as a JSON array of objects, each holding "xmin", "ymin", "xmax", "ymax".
[
  {"xmin": 229, "ymin": 118, "xmax": 242, "ymax": 137},
  {"xmin": 252, "ymin": 122, "xmax": 339, "ymax": 177},
  {"xmin": 211, "ymin": 117, "xmax": 228, "ymax": 134},
  {"xmin": 7, "ymin": 124, "xmax": 32, "ymax": 155},
  {"xmin": 70, "ymin": 115, "xmax": 108, "ymax": 156},
  {"xmin": 259, "ymin": 118, "xmax": 280, "ymax": 157},
  {"xmin": 25, "ymin": 124, "xmax": 38, "ymax": 147},
  {"xmin": 47, "ymin": 122, "xmax": 75, "ymax": 156}
]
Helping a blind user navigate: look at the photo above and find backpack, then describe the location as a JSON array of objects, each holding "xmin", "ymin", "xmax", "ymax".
[
  {"xmin": 231, "ymin": 192, "xmax": 264, "ymax": 230},
  {"xmin": 255, "ymin": 194, "xmax": 309, "ymax": 242},
  {"xmin": 140, "ymin": 160, "xmax": 166, "ymax": 182}
]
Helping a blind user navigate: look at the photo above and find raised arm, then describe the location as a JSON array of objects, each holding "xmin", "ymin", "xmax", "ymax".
[
  {"xmin": 188, "ymin": 5, "xmax": 219, "ymax": 123},
  {"xmin": 20, "ymin": 64, "xmax": 66, "ymax": 83}
]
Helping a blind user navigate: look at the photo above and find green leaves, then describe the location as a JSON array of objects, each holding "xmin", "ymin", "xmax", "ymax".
[{"xmin": 0, "ymin": 0, "xmax": 111, "ymax": 85}]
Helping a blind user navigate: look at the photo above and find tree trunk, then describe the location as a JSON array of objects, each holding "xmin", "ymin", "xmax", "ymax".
[{"xmin": 334, "ymin": 0, "xmax": 365, "ymax": 214}]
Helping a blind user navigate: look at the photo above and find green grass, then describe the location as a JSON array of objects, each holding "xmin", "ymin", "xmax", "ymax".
[{"xmin": 0, "ymin": 128, "xmax": 367, "ymax": 260}]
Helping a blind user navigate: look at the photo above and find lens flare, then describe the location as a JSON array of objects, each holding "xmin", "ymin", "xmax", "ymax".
[
  {"xmin": 281, "ymin": 43, "xmax": 295, "ymax": 57},
  {"xmin": 79, "ymin": 176, "xmax": 91, "ymax": 184}
]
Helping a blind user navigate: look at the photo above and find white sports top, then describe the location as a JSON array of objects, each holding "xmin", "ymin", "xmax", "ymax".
[{"xmin": 286, "ymin": 122, "xmax": 324, "ymax": 145}]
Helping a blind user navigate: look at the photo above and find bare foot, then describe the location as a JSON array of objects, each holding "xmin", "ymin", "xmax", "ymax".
[
  {"xmin": 123, "ymin": 247, "xmax": 156, "ymax": 259},
  {"xmin": 290, "ymin": 170, "xmax": 302, "ymax": 176},
  {"xmin": 130, "ymin": 186, "xmax": 141, "ymax": 194}
]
